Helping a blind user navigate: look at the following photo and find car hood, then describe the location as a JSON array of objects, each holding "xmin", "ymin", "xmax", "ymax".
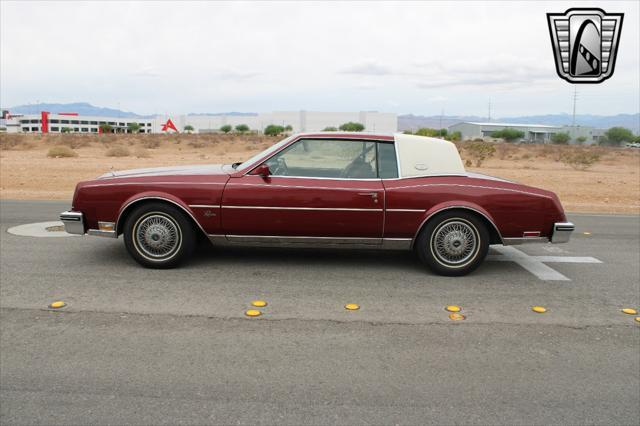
[{"xmin": 98, "ymin": 164, "xmax": 233, "ymax": 179}]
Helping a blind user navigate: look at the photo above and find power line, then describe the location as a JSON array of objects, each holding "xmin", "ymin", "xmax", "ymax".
[{"xmin": 571, "ymin": 87, "xmax": 578, "ymax": 127}]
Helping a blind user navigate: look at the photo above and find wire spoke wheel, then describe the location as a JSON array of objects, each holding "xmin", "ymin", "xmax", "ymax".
[
  {"xmin": 431, "ymin": 219, "xmax": 479, "ymax": 266},
  {"xmin": 133, "ymin": 213, "xmax": 182, "ymax": 260}
]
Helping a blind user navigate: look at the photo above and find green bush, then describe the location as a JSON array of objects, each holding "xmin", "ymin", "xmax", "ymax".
[
  {"xmin": 338, "ymin": 122, "xmax": 365, "ymax": 132},
  {"xmin": 183, "ymin": 124, "xmax": 194, "ymax": 133},
  {"xmin": 264, "ymin": 124, "xmax": 285, "ymax": 136},
  {"xmin": 576, "ymin": 136, "xmax": 587, "ymax": 145},
  {"xmin": 447, "ymin": 131, "xmax": 462, "ymax": 141},
  {"xmin": 220, "ymin": 125, "xmax": 232, "ymax": 133},
  {"xmin": 127, "ymin": 122, "xmax": 141, "ymax": 133},
  {"xmin": 603, "ymin": 127, "xmax": 635, "ymax": 146},
  {"xmin": 323, "ymin": 126, "xmax": 338, "ymax": 131},
  {"xmin": 235, "ymin": 124, "xmax": 249, "ymax": 133},
  {"xmin": 551, "ymin": 132, "xmax": 570, "ymax": 145},
  {"xmin": 491, "ymin": 128, "xmax": 524, "ymax": 142}
]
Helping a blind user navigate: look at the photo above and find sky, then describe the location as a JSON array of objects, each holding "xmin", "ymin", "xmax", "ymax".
[{"xmin": 1, "ymin": 1, "xmax": 638, "ymax": 117}]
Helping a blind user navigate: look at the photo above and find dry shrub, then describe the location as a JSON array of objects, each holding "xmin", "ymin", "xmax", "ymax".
[
  {"xmin": 0, "ymin": 135, "xmax": 23, "ymax": 150},
  {"xmin": 464, "ymin": 141, "xmax": 496, "ymax": 167},
  {"xmin": 58, "ymin": 137, "xmax": 91, "ymax": 149},
  {"xmin": 560, "ymin": 150, "xmax": 601, "ymax": 170},
  {"xmin": 188, "ymin": 141, "xmax": 205, "ymax": 148},
  {"xmin": 105, "ymin": 146, "xmax": 131, "ymax": 157},
  {"xmin": 539, "ymin": 144, "xmax": 557, "ymax": 159},
  {"xmin": 521, "ymin": 153, "xmax": 531, "ymax": 160},
  {"xmin": 142, "ymin": 139, "xmax": 161, "ymax": 149},
  {"xmin": 134, "ymin": 147, "xmax": 151, "ymax": 158},
  {"xmin": 15, "ymin": 142, "xmax": 36, "ymax": 151},
  {"xmin": 47, "ymin": 146, "xmax": 78, "ymax": 158},
  {"xmin": 495, "ymin": 143, "xmax": 516, "ymax": 160}
]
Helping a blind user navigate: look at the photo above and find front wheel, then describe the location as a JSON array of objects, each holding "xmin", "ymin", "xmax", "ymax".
[
  {"xmin": 415, "ymin": 211, "xmax": 489, "ymax": 276},
  {"xmin": 123, "ymin": 202, "xmax": 196, "ymax": 269}
]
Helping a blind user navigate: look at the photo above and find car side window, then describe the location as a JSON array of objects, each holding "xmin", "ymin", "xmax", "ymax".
[
  {"xmin": 266, "ymin": 139, "xmax": 378, "ymax": 179},
  {"xmin": 377, "ymin": 142, "xmax": 398, "ymax": 179}
]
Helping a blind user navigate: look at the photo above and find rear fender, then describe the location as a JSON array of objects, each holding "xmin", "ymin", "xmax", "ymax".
[{"xmin": 413, "ymin": 201, "xmax": 503, "ymax": 246}]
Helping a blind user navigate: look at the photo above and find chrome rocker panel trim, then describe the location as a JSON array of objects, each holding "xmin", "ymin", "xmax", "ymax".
[
  {"xmin": 60, "ymin": 211, "xmax": 85, "ymax": 235},
  {"xmin": 87, "ymin": 229, "xmax": 117, "ymax": 238},
  {"xmin": 208, "ymin": 235, "xmax": 412, "ymax": 250}
]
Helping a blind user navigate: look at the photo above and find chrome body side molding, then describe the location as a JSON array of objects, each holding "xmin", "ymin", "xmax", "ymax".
[{"xmin": 208, "ymin": 235, "xmax": 412, "ymax": 250}]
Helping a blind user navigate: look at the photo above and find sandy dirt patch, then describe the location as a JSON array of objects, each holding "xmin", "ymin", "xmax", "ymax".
[{"xmin": 1, "ymin": 134, "xmax": 638, "ymax": 214}]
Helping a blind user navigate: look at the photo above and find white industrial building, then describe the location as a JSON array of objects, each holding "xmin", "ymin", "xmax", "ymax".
[
  {"xmin": 448, "ymin": 121, "xmax": 604, "ymax": 144},
  {"xmin": 1, "ymin": 110, "xmax": 397, "ymax": 134}
]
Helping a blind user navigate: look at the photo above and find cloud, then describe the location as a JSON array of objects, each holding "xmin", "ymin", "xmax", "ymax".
[
  {"xmin": 339, "ymin": 62, "xmax": 394, "ymax": 76},
  {"xmin": 411, "ymin": 57, "xmax": 557, "ymax": 89},
  {"xmin": 215, "ymin": 70, "xmax": 262, "ymax": 81}
]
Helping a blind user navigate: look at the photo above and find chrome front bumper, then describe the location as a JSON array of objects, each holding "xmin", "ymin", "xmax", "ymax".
[
  {"xmin": 551, "ymin": 222, "xmax": 575, "ymax": 243},
  {"xmin": 60, "ymin": 211, "xmax": 85, "ymax": 235}
]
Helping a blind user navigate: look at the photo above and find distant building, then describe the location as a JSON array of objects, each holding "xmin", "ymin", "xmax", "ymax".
[
  {"xmin": 3, "ymin": 112, "xmax": 153, "ymax": 134},
  {"xmin": 448, "ymin": 121, "xmax": 604, "ymax": 144},
  {"xmin": 2, "ymin": 110, "xmax": 397, "ymax": 135}
]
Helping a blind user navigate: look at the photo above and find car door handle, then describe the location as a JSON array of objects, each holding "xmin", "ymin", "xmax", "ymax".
[{"xmin": 357, "ymin": 192, "xmax": 379, "ymax": 203}]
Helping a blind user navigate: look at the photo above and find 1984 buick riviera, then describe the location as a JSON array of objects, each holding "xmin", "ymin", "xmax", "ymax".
[{"xmin": 61, "ymin": 133, "xmax": 574, "ymax": 275}]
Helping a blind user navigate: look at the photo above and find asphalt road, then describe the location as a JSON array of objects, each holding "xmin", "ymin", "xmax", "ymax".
[{"xmin": 1, "ymin": 200, "xmax": 639, "ymax": 425}]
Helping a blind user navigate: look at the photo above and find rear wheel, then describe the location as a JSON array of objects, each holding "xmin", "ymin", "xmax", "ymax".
[
  {"xmin": 415, "ymin": 211, "xmax": 489, "ymax": 276},
  {"xmin": 123, "ymin": 202, "xmax": 196, "ymax": 268}
]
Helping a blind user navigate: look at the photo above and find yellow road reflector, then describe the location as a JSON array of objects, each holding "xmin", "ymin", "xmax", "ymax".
[
  {"xmin": 251, "ymin": 300, "xmax": 267, "ymax": 307},
  {"xmin": 49, "ymin": 301, "xmax": 66, "ymax": 309},
  {"xmin": 344, "ymin": 303, "xmax": 360, "ymax": 311},
  {"xmin": 621, "ymin": 308, "xmax": 638, "ymax": 315},
  {"xmin": 245, "ymin": 309, "xmax": 261, "ymax": 317},
  {"xmin": 583, "ymin": 232, "xmax": 591, "ymax": 236},
  {"xmin": 445, "ymin": 305, "xmax": 461, "ymax": 313},
  {"xmin": 532, "ymin": 306, "xmax": 547, "ymax": 313},
  {"xmin": 449, "ymin": 313, "xmax": 465, "ymax": 321}
]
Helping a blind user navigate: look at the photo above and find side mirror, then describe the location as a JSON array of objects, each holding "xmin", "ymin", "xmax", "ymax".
[{"xmin": 251, "ymin": 164, "xmax": 271, "ymax": 178}]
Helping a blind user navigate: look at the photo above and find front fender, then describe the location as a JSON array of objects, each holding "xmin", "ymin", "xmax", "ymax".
[{"xmin": 115, "ymin": 191, "xmax": 203, "ymax": 236}]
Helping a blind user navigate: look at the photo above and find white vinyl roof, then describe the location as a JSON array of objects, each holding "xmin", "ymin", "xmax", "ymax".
[{"xmin": 393, "ymin": 133, "xmax": 465, "ymax": 178}]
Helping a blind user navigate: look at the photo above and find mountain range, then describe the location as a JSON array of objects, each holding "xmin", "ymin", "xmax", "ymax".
[{"xmin": 4, "ymin": 103, "xmax": 638, "ymax": 133}]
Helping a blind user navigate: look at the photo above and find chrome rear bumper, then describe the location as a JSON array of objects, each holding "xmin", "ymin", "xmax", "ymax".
[
  {"xmin": 60, "ymin": 211, "xmax": 85, "ymax": 235},
  {"xmin": 551, "ymin": 222, "xmax": 575, "ymax": 243}
]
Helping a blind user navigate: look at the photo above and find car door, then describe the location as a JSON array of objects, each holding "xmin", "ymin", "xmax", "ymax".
[{"xmin": 221, "ymin": 138, "xmax": 385, "ymax": 243}]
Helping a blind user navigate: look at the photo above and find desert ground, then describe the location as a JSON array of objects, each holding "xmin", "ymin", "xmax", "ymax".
[{"xmin": 1, "ymin": 133, "xmax": 638, "ymax": 213}]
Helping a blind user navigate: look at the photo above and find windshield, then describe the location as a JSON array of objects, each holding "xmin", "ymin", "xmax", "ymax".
[{"xmin": 234, "ymin": 135, "xmax": 295, "ymax": 171}]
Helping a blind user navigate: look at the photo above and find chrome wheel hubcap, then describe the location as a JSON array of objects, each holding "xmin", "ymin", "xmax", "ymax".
[
  {"xmin": 432, "ymin": 220, "xmax": 478, "ymax": 265},
  {"xmin": 134, "ymin": 214, "xmax": 181, "ymax": 259}
]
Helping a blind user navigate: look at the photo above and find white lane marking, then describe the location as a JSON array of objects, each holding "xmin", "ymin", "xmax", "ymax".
[
  {"xmin": 487, "ymin": 246, "xmax": 601, "ymax": 281},
  {"xmin": 533, "ymin": 256, "xmax": 602, "ymax": 263}
]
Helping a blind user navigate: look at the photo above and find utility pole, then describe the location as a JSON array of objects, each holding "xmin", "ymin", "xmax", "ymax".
[{"xmin": 571, "ymin": 87, "xmax": 577, "ymax": 127}]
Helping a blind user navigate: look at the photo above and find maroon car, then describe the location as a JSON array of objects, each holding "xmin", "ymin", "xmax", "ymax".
[{"xmin": 60, "ymin": 132, "xmax": 574, "ymax": 276}]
